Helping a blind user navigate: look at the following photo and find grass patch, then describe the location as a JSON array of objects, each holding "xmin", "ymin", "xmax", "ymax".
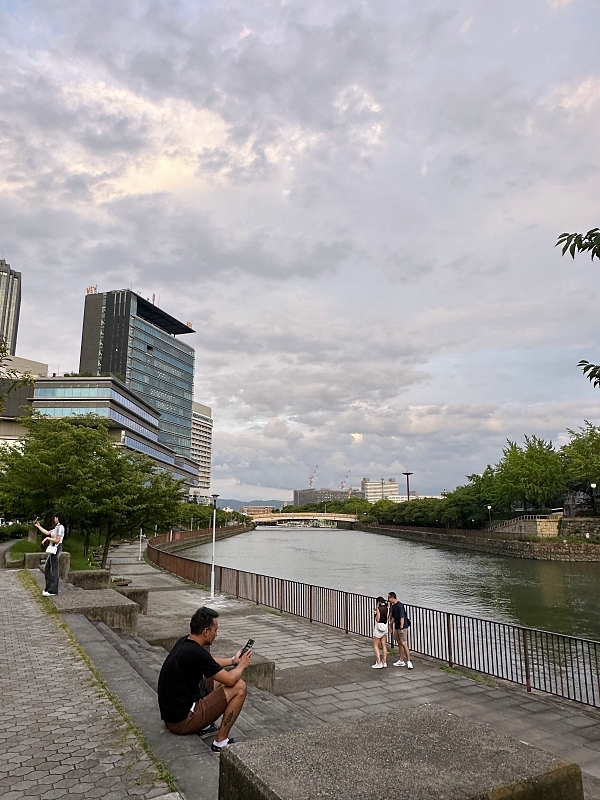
[
  {"xmin": 8, "ymin": 530, "xmax": 97, "ymax": 570},
  {"xmin": 8, "ymin": 539, "xmax": 41, "ymax": 555},
  {"xmin": 17, "ymin": 569, "xmax": 177, "ymax": 792},
  {"xmin": 440, "ymin": 664, "xmax": 497, "ymax": 687}
]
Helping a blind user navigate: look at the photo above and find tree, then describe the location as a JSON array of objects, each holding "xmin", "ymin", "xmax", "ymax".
[
  {"xmin": 494, "ymin": 435, "xmax": 566, "ymax": 509},
  {"xmin": 0, "ymin": 336, "xmax": 33, "ymax": 413},
  {"xmin": 556, "ymin": 228, "xmax": 600, "ymax": 261},
  {"xmin": 560, "ymin": 422, "xmax": 600, "ymax": 509}
]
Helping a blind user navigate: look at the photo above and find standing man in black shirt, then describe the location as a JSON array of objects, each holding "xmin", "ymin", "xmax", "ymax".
[
  {"xmin": 157, "ymin": 606, "xmax": 252, "ymax": 751},
  {"xmin": 388, "ymin": 591, "xmax": 413, "ymax": 669}
]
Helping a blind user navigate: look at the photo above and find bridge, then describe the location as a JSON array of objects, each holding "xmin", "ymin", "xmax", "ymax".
[{"xmin": 251, "ymin": 512, "xmax": 357, "ymax": 528}]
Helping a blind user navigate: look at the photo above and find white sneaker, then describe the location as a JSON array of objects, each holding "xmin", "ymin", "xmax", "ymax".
[
  {"xmin": 372, "ymin": 662, "xmax": 384, "ymax": 669},
  {"xmin": 407, "ymin": 661, "xmax": 414, "ymax": 669},
  {"xmin": 42, "ymin": 591, "xmax": 50, "ymax": 596},
  {"xmin": 393, "ymin": 660, "xmax": 406, "ymax": 667},
  {"xmin": 382, "ymin": 662, "xmax": 388, "ymax": 667}
]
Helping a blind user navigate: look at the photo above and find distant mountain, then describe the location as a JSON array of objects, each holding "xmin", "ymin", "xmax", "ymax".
[{"xmin": 216, "ymin": 498, "xmax": 289, "ymax": 511}]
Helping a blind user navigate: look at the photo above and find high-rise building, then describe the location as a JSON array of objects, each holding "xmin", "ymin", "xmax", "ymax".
[
  {"xmin": 0, "ymin": 259, "xmax": 21, "ymax": 355},
  {"xmin": 79, "ymin": 290, "xmax": 195, "ymax": 458},
  {"xmin": 190, "ymin": 401, "xmax": 213, "ymax": 499},
  {"xmin": 361, "ymin": 477, "xmax": 399, "ymax": 503},
  {"xmin": 293, "ymin": 488, "xmax": 365, "ymax": 506}
]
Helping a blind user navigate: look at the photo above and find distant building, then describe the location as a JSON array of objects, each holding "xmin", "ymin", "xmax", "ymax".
[
  {"xmin": 293, "ymin": 488, "xmax": 365, "ymax": 506},
  {"xmin": 0, "ymin": 259, "xmax": 21, "ymax": 355},
  {"xmin": 361, "ymin": 477, "xmax": 399, "ymax": 503},
  {"xmin": 79, "ymin": 289, "xmax": 195, "ymax": 459},
  {"xmin": 3, "ymin": 356, "xmax": 48, "ymax": 377},
  {"xmin": 189, "ymin": 402, "xmax": 213, "ymax": 501},
  {"xmin": 239, "ymin": 506, "xmax": 274, "ymax": 516},
  {"xmin": 31, "ymin": 375, "xmax": 199, "ymax": 488}
]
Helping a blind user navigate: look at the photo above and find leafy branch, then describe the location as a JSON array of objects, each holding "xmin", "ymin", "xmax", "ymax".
[
  {"xmin": 556, "ymin": 228, "xmax": 600, "ymax": 261},
  {"xmin": 578, "ymin": 360, "xmax": 600, "ymax": 389}
]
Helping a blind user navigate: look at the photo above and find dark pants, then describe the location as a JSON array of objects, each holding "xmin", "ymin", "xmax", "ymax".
[{"xmin": 44, "ymin": 546, "xmax": 61, "ymax": 594}]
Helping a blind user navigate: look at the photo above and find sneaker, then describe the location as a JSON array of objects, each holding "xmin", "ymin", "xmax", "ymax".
[
  {"xmin": 407, "ymin": 661, "xmax": 414, "ymax": 669},
  {"xmin": 211, "ymin": 737, "xmax": 235, "ymax": 752},
  {"xmin": 196, "ymin": 722, "xmax": 218, "ymax": 736},
  {"xmin": 371, "ymin": 662, "xmax": 383, "ymax": 669},
  {"xmin": 382, "ymin": 662, "xmax": 388, "ymax": 667},
  {"xmin": 42, "ymin": 591, "xmax": 51, "ymax": 596},
  {"xmin": 393, "ymin": 660, "xmax": 406, "ymax": 667}
]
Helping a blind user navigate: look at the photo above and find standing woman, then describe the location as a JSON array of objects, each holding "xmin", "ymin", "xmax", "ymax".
[
  {"xmin": 35, "ymin": 513, "xmax": 66, "ymax": 596},
  {"xmin": 372, "ymin": 596, "xmax": 389, "ymax": 668}
]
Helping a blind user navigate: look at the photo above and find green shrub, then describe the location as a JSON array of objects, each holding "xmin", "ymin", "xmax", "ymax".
[{"xmin": 0, "ymin": 523, "xmax": 30, "ymax": 541}]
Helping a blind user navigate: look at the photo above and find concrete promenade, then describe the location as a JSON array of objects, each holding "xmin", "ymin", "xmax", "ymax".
[{"xmin": 3, "ymin": 536, "xmax": 600, "ymax": 799}]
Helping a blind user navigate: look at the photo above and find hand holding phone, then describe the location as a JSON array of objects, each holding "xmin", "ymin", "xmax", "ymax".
[{"xmin": 240, "ymin": 638, "xmax": 254, "ymax": 656}]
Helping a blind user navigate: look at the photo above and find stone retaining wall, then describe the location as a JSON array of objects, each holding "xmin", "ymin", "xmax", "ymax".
[
  {"xmin": 560, "ymin": 517, "xmax": 600, "ymax": 537},
  {"xmin": 358, "ymin": 524, "xmax": 600, "ymax": 561}
]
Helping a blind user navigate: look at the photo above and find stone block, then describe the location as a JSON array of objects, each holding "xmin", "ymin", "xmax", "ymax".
[
  {"xmin": 52, "ymin": 588, "xmax": 138, "ymax": 635},
  {"xmin": 25, "ymin": 550, "xmax": 70, "ymax": 579},
  {"xmin": 24, "ymin": 551, "xmax": 46, "ymax": 569},
  {"xmin": 5, "ymin": 552, "xmax": 24, "ymax": 568},
  {"xmin": 209, "ymin": 636, "xmax": 275, "ymax": 694},
  {"xmin": 114, "ymin": 586, "xmax": 149, "ymax": 614},
  {"xmin": 69, "ymin": 570, "xmax": 110, "ymax": 590},
  {"xmin": 219, "ymin": 705, "xmax": 583, "ymax": 800}
]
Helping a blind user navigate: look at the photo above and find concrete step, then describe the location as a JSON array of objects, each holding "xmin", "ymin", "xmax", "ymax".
[{"xmin": 91, "ymin": 621, "xmax": 166, "ymax": 691}]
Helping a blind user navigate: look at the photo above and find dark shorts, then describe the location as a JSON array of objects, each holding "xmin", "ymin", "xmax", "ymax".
[{"xmin": 165, "ymin": 686, "xmax": 228, "ymax": 735}]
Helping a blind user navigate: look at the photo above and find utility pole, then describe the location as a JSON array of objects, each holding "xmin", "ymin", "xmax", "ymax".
[
  {"xmin": 210, "ymin": 494, "xmax": 219, "ymax": 599},
  {"xmin": 403, "ymin": 472, "xmax": 413, "ymax": 502}
]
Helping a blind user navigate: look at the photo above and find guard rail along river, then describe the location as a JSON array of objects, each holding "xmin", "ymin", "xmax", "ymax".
[{"xmin": 147, "ymin": 527, "xmax": 600, "ymax": 710}]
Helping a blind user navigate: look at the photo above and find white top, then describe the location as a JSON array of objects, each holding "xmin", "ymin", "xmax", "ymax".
[{"xmin": 52, "ymin": 524, "xmax": 65, "ymax": 544}]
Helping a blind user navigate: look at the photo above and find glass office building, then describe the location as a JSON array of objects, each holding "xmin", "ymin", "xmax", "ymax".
[
  {"xmin": 79, "ymin": 290, "xmax": 195, "ymax": 458},
  {"xmin": 0, "ymin": 259, "xmax": 21, "ymax": 355}
]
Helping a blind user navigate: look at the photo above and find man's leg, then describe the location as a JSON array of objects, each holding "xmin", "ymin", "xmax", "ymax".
[{"xmin": 215, "ymin": 679, "xmax": 247, "ymax": 744}]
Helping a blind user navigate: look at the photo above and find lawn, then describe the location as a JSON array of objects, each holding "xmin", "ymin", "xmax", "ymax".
[{"xmin": 9, "ymin": 532, "xmax": 97, "ymax": 571}]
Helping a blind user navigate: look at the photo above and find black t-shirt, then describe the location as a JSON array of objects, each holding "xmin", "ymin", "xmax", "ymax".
[
  {"xmin": 157, "ymin": 637, "xmax": 222, "ymax": 723},
  {"xmin": 390, "ymin": 601, "xmax": 407, "ymax": 629}
]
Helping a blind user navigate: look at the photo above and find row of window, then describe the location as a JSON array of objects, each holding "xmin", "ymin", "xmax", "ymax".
[
  {"xmin": 33, "ymin": 387, "xmax": 158, "ymax": 427},
  {"xmin": 128, "ymin": 369, "xmax": 193, "ymax": 403},
  {"xmin": 130, "ymin": 343, "xmax": 194, "ymax": 381},
  {"xmin": 133, "ymin": 318, "xmax": 195, "ymax": 362},
  {"xmin": 123, "ymin": 435, "xmax": 175, "ymax": 466},
  {"xmin": 35, "ymin": 405, "xmax": 159, "ymax": 442}
]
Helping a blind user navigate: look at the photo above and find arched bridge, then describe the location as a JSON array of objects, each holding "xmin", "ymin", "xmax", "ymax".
[{"xmin": 251, "ymin": 512, "xmax": 357, "ymax": 528}]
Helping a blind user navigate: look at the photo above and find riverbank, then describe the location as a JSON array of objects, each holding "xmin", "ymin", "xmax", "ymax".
[{"xmin": 358, "ymin": 523, "xmax": 600, "ymax": 561}]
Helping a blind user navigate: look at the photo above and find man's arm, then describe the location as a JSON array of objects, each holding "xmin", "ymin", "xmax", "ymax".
[{"xmin": 212, "ymin": 650, "xmax": 252, "ymax": 687}]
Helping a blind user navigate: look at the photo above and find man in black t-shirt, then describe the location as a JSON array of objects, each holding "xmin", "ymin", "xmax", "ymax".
[
  {"xmin": 157, "ymin": 606, "xmax": 252, "ymax": 751},
  {"xmin": 388, "ymin": 591, "xmax": 413, "ymax": 669}
]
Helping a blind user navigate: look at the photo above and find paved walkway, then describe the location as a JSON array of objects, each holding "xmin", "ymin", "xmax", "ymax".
[{"xmin": 0, "ymin": 561, "xmax": 179, "ymax": 800}]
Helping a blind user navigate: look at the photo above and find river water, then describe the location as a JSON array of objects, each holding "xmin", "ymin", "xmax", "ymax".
[{"xmin": 182, "ymin": 526, "xmax": 600, "ymax": 642}]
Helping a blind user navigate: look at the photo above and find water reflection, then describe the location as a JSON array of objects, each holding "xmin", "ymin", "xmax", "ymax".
[{"xmin": 182, "ymin": 526, "xmax": 600, "ymax": 641}]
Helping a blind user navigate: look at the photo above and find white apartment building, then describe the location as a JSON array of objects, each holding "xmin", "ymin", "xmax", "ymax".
[
  {"xmin": 361, "ymin": 477, "xmax": 399, "ymax": 503},
  {"xmin": 190, "ymin": 401, "xmax": 213, "ymax": 501}
]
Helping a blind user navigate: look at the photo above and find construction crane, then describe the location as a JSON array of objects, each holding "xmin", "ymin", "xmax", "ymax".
[
  {"xmin": 309, "ymin": 465, "xmax": 318, "ymax": 488},
  {"xmin": 340, "ymin": 470, "xmax": 350, "ymax": 490}
]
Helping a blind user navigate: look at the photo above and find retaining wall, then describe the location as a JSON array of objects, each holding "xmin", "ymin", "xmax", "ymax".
[{"xmin": 358, "ymin": 524, "xmax": 600, "ymax": 561}]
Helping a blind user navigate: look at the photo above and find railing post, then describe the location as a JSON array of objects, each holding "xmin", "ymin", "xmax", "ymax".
[
  {"xmin": 344, "ymin": 592, "xmax": 349, "ymax": 634},
  {"xmin": 256, "ymin": 573, "xmax": 259, "ymax": 605},
  {"xmin": 279, "ymin": 579, "xmax": 283, "ymax": 613},
  {"xmin": 219, "ymin": 565, "xmax": 222, "ymax": 593},
  {"xmin": 522, "ymin": 628, "xmax": 532, "ymax": 692},
  {"xmin": 309, "ymin": 585, "xmax": 313, "ymax": 623},
  {"xmin": 236, "ymin": 570, "xmax": 239, "ymax": 599},
  {"xmin": 446, "ymin": 613, "xmax": 454, "ymax": 667}
]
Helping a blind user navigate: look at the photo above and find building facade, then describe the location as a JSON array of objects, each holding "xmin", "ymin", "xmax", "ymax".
[
  {"xmin": 239, "ymin": 506, "xmax": 274, "ymax": 516},
  {"xmin": 0, "ymin": 259, "xmax": 21, "ymax": 355},
  {"xmin": 79, "ymin": 290, "xmax": 195, "ymax": 458},
  {"xmin": 360, "ymin": 477, "xmax": 399, "ymax": 503},
  {"xmin": 190, "ymin": 401, "xmax": 213, "ymax": 500},
  {"xmin": 31, "ymin": 376, "xmax": 198, "ymax": 487},
  {"xmin": 293, "ymin": 488, "xmax": 365, "ymax": 506}
]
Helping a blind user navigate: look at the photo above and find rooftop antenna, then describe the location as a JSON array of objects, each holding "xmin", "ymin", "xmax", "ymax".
[{"xmin": 152, "ymin": 293, "xmax": 155, "ymax": 304}]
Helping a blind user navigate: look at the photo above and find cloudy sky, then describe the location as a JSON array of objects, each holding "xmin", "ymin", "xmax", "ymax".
[{"xmin": 2, "ymin": 0, "xmax": 600, "ymax": 500}]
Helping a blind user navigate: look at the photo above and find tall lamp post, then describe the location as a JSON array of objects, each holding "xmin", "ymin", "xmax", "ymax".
[
  {"xmin": 403, "ymin": 472, "xmax": 413, "ymax": 502},
  {"xmin": 487, "ymin": 505, "xmax": 492, "ymax": 528},
  {"xmin": 210, "ymin": 494, "xmax": 219, "ymax": 599},
  {"xmin": 591, "ymin": 484, "xmax": 597, "ymax": 515}
]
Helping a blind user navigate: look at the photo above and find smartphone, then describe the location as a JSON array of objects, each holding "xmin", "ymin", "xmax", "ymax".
[{"xmin": 240, "ymin": 638, "xmax": 254, "ymax": 656}]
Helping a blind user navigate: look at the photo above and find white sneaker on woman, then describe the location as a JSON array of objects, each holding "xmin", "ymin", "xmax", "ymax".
[
  {"xmin": 393, "ymin": 660, "xmax": 406, "ymax": 667},
  {"xmin": 371, "ymin": 662, "xmax": 384, "ymax": 669},
  {"xmin": 407, "ymin": 661, "xmax": 414, "ymax": 669}
]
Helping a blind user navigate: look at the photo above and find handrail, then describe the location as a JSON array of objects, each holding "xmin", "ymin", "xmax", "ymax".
[{"xmin": 146, "ymin": 533, "xmax": 600, "ymax": 709}]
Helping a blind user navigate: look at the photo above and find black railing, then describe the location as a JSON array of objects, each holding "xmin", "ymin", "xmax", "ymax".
[{"xmin": 147, "ymin": 534, "xmax": 600, "ymax": 708}]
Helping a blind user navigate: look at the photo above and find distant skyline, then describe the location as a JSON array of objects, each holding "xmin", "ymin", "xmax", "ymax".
[{"xmin": 1, "ymin": 0, "xmax": 599, "ymax": 500}]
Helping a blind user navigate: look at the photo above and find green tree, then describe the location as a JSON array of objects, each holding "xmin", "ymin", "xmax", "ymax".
[
  {"xmin": 494, "ymin": 435, "xmax": 566, "ymax": 509},
  {"xmin": 560, "ymin": 422, "xmax": 600, "ymax": 509}
]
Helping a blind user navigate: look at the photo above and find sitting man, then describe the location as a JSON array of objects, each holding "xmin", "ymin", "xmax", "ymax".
[{"xmin": 157, "ymin": 606, "xmax": 252, "ymax": 751}]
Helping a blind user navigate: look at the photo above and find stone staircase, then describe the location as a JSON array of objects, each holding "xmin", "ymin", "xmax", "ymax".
[{"xmin": 90, "ymin": 620, "xmax": 168, "ymax": 692}]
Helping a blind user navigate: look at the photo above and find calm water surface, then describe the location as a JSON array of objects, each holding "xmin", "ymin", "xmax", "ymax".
[{"xmin": 183, "ymin": 526, "xmax": 600, "ymax": 641}]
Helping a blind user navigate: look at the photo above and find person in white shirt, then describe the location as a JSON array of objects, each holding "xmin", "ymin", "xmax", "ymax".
[{"xmin": 35, "ymin": 513, "xmax": 66, "ymax": 596}]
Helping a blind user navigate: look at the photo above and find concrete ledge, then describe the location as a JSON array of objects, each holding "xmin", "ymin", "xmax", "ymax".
[
  {"xmin": 5, "ymin": 553, "xmax": 24, "ymax": 568},
  {"xmin": 115, "ymin": 586, "xmax": 149, "ymax": 615},
  {"xmin": 219, "ymin": 705, "xmax": 583, "ymax": 800},
  {"xmin": 69, "ymin": 569, "xmax": 110, "ymax": 590},
  {"xmin": 52, "ymin": 588, "xmax": 138, "ymax": 635}
]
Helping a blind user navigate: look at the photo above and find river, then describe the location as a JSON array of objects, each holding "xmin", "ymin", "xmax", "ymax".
[{"xmin": 182, "ymin": 526, "xmax": 600, "ymax": 641}]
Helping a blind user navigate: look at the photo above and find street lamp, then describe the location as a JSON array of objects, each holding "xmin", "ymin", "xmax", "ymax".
[
  {"xmin": 591, "ymin": 483, "xmax": 597, "ymax": 515},
  {"xmin": 487, "ymin": 505, "xmax": 492, "ymax": 528},
  {"xmin": 210, "ymin": 494, "xmax": 219, "ymax": 599},
  {"xmin": 403, "ymin": 472, "xmax": 413, "ymax": 502}
]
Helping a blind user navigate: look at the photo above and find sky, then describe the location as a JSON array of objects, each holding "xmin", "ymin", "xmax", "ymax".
[{"xmin": 1, "ymin": 0, "xmax": 599, "ymax": 501}]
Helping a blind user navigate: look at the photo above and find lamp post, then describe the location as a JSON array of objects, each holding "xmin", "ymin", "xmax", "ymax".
[
  {"xmin": 210, "ymin": 494, "xmax": 219, "ymax": 599},
  {"xmin": 487, "ymin": 505, "xmax": 492, "ymax": 528},
  {"xmin": 403, "ymin": 472, "xmax": 413, "ymax": 502},
  {"xmin": 591, "ymin": 483, "xmax": 597, "ymax": 515}
]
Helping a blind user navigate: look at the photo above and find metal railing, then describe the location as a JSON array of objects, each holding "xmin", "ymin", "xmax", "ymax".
[{"xmin": 147, "ymin": 534, "xmax": 600, "ymax": 709}]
